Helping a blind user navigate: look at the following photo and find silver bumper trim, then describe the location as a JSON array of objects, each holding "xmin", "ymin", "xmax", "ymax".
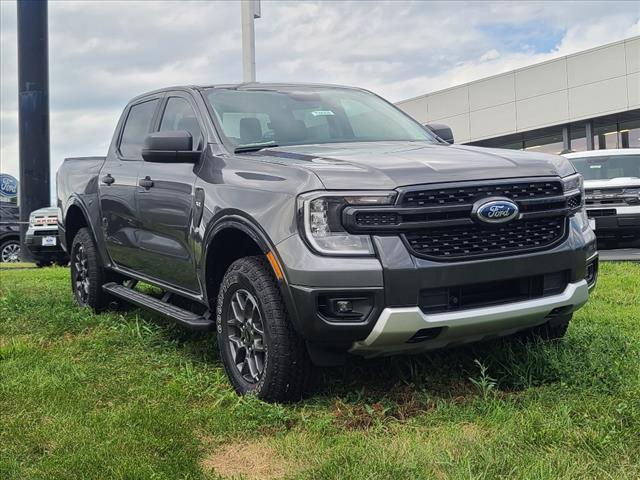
[{"xmin": 350, "ymin": 280, "xmax": 589, "ymax": 357}]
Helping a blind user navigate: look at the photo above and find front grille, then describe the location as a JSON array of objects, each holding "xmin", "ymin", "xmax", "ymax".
[
  {"xmin": 355, "ymin": 212, "xmax": 400, "ymax": 227},
  {"xmin": 587, "ymin": 209, "xmax": 616, "ymax": 217},
  {"xmin": 420, "ymin": 271, "xmax": 569, "ymax": 314},
  {"xmin": 404, "ymin": 217, "xmax": 567, "ymax": 260},
  {"xmin": 401, "ymin": 180, "xmax": 562, "ymax": 208}
]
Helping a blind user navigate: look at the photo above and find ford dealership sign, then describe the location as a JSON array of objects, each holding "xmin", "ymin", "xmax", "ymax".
[
  {"xmin": 0, "ymin": 174, "xmax": 19, "ymax": 199},
  {"xmin": 473, "ymin": 198, "xmax": 519, "ymax": 224}
]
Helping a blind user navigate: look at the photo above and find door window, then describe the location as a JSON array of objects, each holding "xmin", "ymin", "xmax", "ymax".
[
  {"xmin": 159, "ymin": 97, "xmax": 203, "ymax": 150},
  {"xmin": 119, "ymin": 99, "xmax": 159, "ymax": 159}
]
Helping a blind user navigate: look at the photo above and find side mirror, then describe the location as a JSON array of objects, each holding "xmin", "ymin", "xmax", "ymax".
[
  {"xmin": 425, "ymin": 123, "xmax": 454, "ymax": 144},
  {"xmin": 141, "ymin": 130, "xmax": 201, "ymax": 163}
]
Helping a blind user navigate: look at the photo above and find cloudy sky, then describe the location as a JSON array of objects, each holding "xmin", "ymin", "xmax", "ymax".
[{"xmin": 1, "ymin": 0, "xmax": 639, "ymax": 195}]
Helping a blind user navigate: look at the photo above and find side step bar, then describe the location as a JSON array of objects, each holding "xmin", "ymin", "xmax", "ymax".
[{"xmin": 103, "ymin": 282, "xmax": 214, "ymax": 331}]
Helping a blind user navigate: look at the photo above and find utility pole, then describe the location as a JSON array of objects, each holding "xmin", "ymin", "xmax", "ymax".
[
  {"xmin": 241, "ymin": 0, "xmax": 260, "ymax": 82},
  {"xmin": 17, "ymin": 0, "xmax": 51, "ymax": 260}
]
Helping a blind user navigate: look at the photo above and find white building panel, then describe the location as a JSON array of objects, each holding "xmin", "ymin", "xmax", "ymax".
[
  {"xmin": 515, "ymin": 59, "xmax": 567, "ymax": 100},
  {"xmin": 516, "ymin": 90, "xmax": 569, "ymax": 130},
  {"xmin": 469, "ymin": 103, "xmax": 516, "ymax": 139},
  {"xmin": 625, "ymin": 37, "xmax": 640, "ymax": 74},
  {"xmin": 469, "ymin": 73, "xmax": 515, "ymax": 111},
  {"xmin": 397, "ymin": 98, "xmax": 428, "ymax": 123},
  {"xmin": 427, "ymin": 86, "xmax": 469, "ymax": 120},
  {"xmin": 628, "ymin": 72, "xmax": 640, "ymax": 108},
  {"xmin": 436, "ymin": 113, "xmax": 471, "ymax": 143},
  {"xmin": 567, "ymin": 43, "xmax": 627, "ymax": 88},
  {"xmin": 568, "ymin": 76, "xmax": 628, "ymax": 119}
]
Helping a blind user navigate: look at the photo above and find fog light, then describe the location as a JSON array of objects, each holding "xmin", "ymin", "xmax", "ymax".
[
  {"xmin": 317, "ymin": 294, "xmax": 374, "ymax": 321},
  {"xmin": 335, "ymin": 300, "xmax": 353, "ymax": 313}
]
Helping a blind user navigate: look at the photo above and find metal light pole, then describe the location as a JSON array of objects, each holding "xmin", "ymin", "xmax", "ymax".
[
  {"xmin": 17, "ymin": 0, "xmax": 51, "ymax": 260},
  {"xmin": 241, "ymin": 0, "xmax": 260, "ymax": 82}
]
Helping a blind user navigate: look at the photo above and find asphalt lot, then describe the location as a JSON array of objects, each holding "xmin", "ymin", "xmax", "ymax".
[{"xmin": 599, "ymin": 248, "xmax": 640, "ymax": 262}]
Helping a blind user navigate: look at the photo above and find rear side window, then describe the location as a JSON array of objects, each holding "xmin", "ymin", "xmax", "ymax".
[
  {"xmin": 120, "ymin": 99, "xmax": 159, "ymax": 159},
  {"xmin": 159, "ymin": 97, "xmax": 203, "ymax": 150}
]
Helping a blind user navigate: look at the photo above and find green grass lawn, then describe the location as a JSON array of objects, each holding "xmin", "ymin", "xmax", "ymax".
[{"xmin": 1, "ymin": 263, "xmax": 639, "ymax": 479}]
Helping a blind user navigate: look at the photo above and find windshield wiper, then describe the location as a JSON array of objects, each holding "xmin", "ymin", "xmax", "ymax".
[{"xmin": 234, "ymin": 142, "xmax": 279, "ymax": 153}]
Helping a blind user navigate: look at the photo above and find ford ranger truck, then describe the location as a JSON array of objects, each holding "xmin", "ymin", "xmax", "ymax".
[
  {"xmin": 564, "ymin": 148, "xmax": 639, "ymax": 248},
  {"xmin": 57, "ymin": 83, "xmax": 598, "ymax": 402}
]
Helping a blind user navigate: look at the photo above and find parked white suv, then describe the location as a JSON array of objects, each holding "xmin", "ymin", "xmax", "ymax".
[{"xmin": 564, "ymin": 149, "xmax": 640, "ymax": 248}]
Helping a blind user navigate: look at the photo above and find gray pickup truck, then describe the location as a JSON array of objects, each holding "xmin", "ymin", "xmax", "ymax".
[{"xmin": 57, "ymin": 83, "xmax": 598, "ymax": 401}]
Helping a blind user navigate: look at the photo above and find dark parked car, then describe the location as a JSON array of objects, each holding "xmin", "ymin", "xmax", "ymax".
[
  {"xmin": 0, "ymin": 203, "xmax": 21, "ymax": 263},
  {"xmin": 57, "ymin": 83, "xmax": 598, "ymax": 401}
]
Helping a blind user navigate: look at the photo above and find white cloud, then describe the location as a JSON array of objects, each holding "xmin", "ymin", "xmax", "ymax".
[{"xmin": 1, "ymin": 0, "xmax": 639, "ymax": 201}]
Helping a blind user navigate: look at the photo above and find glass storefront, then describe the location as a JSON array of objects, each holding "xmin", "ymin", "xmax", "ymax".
[
  {"xmin": 468, "ymin": 109, "xmax": 640, "ymax": 153},
  {"xmin": 524, "ymin": 132, "xmax": 564, "ymax": 155}
]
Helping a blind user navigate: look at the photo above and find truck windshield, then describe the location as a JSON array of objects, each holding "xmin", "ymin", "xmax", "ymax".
[
  {"xmin": 205, "ymin": 87, "xmax": 437, "ymax": 149},
  {"xmin": 569, "ymin": 154, "xmax": 640, "ymax": 180}
]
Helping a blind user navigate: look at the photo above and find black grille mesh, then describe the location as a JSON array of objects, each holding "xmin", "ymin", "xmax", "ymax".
[
  {"xmin": 355, "ymin": 212, "xmax": 400, "ymax": 226},
  {"xmin": 402, "ymin": 181, "xmax": 563, "ymax": 207},
  {"xmin": 405, "ymin": 217, "xmax": 566, "ymax": 259}
]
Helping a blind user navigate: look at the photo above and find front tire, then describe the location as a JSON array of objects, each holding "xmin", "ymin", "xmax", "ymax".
[
  {"xmin": 70, "ymin": 228, "xmax": 110, "ymax": 311},
  {"xmin": 216, "ymin": 256, "xmax": 314, "ymax": 402}
]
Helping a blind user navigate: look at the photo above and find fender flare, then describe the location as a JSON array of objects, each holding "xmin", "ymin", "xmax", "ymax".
[
  {"xmin": 63, "ymin": 195, "xmax": 110, "ymax": 265},
  {"xmin": 201, "ymin": 213, "xmax": 302, "ymax": 332}
]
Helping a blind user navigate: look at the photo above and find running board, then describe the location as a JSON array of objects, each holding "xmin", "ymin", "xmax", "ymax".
[{"xmin": 103, "ymin": 282, "xmax": 214, "ymax": 331}]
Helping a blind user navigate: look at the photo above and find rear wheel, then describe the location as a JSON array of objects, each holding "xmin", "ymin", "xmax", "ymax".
[
  {"xmin": 0, "ymin": 239, "xmax": 20, "ymax": 263},
  {"xmin": 216, "ymin": 256, "xmax": 315, "ymax": 402},
  {"xmin": 70, "ymin": 228, "xmax": 110, "ymax": 311}
]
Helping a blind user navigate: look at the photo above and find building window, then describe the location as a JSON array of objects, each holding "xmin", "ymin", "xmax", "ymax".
[
  {"xmin": 524, "ymin": 132, "xmax": 564, "ymax": 155},
  {"xmin": 619, "ymin": 119, "xmax": 640, "ymax": 148},
  {"xmin": 569, "ymin": 125, "xmax": 587, "ymax": 152},
  {"xmin": 595, "ymin": 123, "xmax": 619, "ymax": 150}
]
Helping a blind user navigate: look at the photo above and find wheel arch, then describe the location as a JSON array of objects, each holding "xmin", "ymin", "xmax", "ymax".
[{"xmin": 201, "ymin": 215, "xmax": 297, "ymax": 321}]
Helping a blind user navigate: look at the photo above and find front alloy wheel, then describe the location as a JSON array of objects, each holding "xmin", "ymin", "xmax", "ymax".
[
  {"xmin": 217, "ymin": 256, "xmax": 315, "ymax": 402},
  {"xmin": 226, "ymin": 289, "xmax": 266, "ymax": 383},
  {"xmin": 73, "ymin": 244, "xmax": 90, "ymax": 305}
]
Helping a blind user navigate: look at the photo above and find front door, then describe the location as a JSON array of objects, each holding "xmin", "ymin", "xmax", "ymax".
[
  {"xmin": 99, "ymin": 97, "xmax": 160, "ymax": 270},
  {"xmin": 134, "ymin": 94, "xmax": 204, "ymax": 292}
]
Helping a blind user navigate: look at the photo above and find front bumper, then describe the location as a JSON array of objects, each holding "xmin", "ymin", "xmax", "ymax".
[
  {"xmin": 277, "ymin": 216, "xmax": 597, "ymax": 357},
  {"xmin": 587, "ymin": 206, "xmax": 640, "ymax": 243},
  {"xmin": 25, "ymin": 231, "xmax": 66, "ymax": 259},
  {"xmin": 350, "ymin": 280, "xmax": 588, "ymax": 357}
]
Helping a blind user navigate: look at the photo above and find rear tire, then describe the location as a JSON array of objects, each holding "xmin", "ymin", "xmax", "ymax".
[
  {"xmin": 521, "ymin": 314, "xmax": 572, "ymax": 341},
  {"xmin": 216, "ymin": 256, "xmax": 315, "ymax": 402},
  {"xmin": 70, "ymin": 228, "xmax": 110, "ymax": 311}
]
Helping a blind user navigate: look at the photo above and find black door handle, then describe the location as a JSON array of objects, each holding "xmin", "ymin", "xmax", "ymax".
[
  {"xmin": 101, "ymin": 174, "xmax": 115, "ymax": 185},
  {"xmin": 138, "ymin": 176, "xmax": 154, "ymax": 189}
]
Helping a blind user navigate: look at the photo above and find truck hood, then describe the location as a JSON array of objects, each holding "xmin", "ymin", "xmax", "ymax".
[
  {"xmin": 584, "ymin": 178, "xmax": 640, "ymax": 189},
  {"xmin": 254, "ymin": 141, "xmax": 575, "ymax": 190}
]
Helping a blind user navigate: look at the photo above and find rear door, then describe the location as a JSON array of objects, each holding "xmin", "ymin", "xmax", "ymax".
[
  {"xmin": 99, "ymin": 96, "xmax": 161, "ymax": 270},
  {"xmin": 133, "ymin": 92, "xmax": 204, "ymax": 291}
]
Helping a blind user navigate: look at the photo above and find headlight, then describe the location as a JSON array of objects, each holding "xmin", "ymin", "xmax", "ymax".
[
  {"xmin": 623, "ymin": 187, "xmax": 640, "ymax": 201},
  {"xmin": 29, "ymin": 214, "xmax": 36, "ymax": 226},
  {"xmin": 574, "ymin": 208, "xmax": 590, "ymax": 232},
  {"xmin": 299, "ymin": 191, "xmax": 396, "ymax": 256},
  {"xmin": 562, "ymin": 173, "xmax": 584, "ymax": 195}
]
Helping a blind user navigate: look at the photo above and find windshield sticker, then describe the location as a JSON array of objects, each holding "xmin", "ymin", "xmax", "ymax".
[
  {"xmin": 589, "ymin": 165, "xmax": 602, "ymax": 169},
  {"xmin": 310, "ymin": 110, "xmax": 335, "ymax": 117}
]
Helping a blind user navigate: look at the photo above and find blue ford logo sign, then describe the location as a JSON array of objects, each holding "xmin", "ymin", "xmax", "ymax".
[
  {"xmin": 0, "ymin": 174, "xmax": 19, "ymax": 199},
  {"xmin": 473, "ymin": 197, "xmax": 519, "ymax": 224}
]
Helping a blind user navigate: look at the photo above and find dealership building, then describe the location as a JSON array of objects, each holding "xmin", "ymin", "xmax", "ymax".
[{"xmin": 397, "ymin": 36, "xmax": 640, "ymax": 154}]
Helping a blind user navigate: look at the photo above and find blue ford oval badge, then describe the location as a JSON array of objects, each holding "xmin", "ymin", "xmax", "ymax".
[{"xmin": 473, "ymin": 198, "xmax": 519, "ymax": 224}]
